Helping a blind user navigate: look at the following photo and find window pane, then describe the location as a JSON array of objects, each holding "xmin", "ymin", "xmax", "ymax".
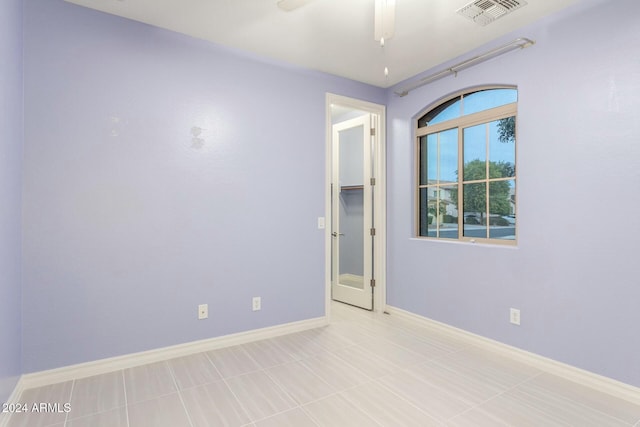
[
  {"xmin": 438, "ymin": 185, "xmax": 459, "ymax": 239},
  {"xmin": 427, "ymin": 188, "xmax": 439, "ymax": 237},
  {"xmin": 463, "ymin": 89, "xmax": 517, "ymax": 116},
  {"xmin": 489, "ymin": 180, "xmax": 516, "ymax": 240},
  {"xmin": 419, "ymin": 188, "xmax": 436, "ymax": 237},
  {"xmin": 419, "ymin": 135, "xmax": 437, "ymax": 185},
  {"xmin": 463, "ymin": 124, "xmax": 486, "ymax": 181},
  {"xmin": 417, "ymin": 97, "xmax": 461, "ymax": 127},
  {"xmin": 489, "ymin": 117, "xmax": 516, "ymax": 177},
  {"xmin": 419, "ymin": 186, "xmax": 459, "ymax": 239},
  {"xmin": 463, "ymin": 182, "xmax": 487, "ymax": 238},
  {"xmin": 439, "ymin": 128, "xmax": 458, "ymax": 183}
]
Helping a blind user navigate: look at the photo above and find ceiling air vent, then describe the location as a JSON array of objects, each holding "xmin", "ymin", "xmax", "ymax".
[{"xmin": 457, "ymin": 0, "xmax": 528, "ymax": 26}]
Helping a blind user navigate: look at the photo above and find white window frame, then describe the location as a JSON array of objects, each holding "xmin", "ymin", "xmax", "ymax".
[{"xmin": 415, "ymin": 86, "xmax": 517, "ymax": 245}]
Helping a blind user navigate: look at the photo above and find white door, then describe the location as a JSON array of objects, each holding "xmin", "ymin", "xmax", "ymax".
[{"xmin": 331, "ymin": 114, "xmax": 375, "ymax": 310}]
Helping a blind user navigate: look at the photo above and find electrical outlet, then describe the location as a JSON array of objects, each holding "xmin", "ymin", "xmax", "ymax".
[
  {"xmin": 510, "ymin": 308, "xmax": 520, "ymax": 325},
  {"xmin": 252, "ymin": 297, "xmax": 261, "ymax": 311},
  {"xmin": 198, "ymin": 304, "xmax": 208, "ymax": 320}
]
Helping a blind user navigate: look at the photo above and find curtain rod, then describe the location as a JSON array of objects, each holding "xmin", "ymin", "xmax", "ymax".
[{"xmin": 394, "ymin": 37, "xmax": 535, "ymax": 97}]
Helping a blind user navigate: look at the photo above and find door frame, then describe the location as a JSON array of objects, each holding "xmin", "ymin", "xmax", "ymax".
[{"xmin": 325, "ymin": 93, "xmax": 387, "ymax": 318}]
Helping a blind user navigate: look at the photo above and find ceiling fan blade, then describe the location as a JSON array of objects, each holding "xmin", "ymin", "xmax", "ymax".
[{"xmin": 277, "ymin": 0, "xmax": 315, "ymax": 11}]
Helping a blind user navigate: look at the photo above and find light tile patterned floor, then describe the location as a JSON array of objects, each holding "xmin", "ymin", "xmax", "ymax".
[{"xmin": 7, "ymin": 302, "xmax": 640, "ymax": 427}]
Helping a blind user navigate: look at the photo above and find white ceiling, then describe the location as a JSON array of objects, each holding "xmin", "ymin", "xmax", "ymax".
[{"xmin": 64, "ymin": 0, "xmax": 580, "ymax": 88}]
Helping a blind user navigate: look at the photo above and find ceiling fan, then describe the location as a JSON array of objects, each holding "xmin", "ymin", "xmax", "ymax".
[
  {"xmin": 277, "ymin": 0, "xmax": 396, "ymax": 42},
  {"xmin": 278, "ymin": 0, "xmax": 395, "ymax": 78}
]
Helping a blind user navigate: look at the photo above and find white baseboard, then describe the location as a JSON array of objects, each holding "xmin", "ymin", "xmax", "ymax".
[
  {"xmin": 386, "ymin": 305, "xmax": 640, "ymax": 406},
  {"xmin": 17, "ymin": 316, "xmax": 327, "ymax": 393}
]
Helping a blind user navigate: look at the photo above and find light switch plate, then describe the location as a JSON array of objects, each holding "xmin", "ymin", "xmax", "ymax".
[{"xmin": 510, "ymin": 308, "xmax": 520, "ymax": 325}]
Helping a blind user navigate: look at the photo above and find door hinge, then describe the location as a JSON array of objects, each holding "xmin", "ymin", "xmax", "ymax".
[
  {"xmin": 370, "ymin": 177, "xmax": 376, "ymax": 186},
  {"xmin": 370, "ymin": 278, "xmax": 376, "ymax": 288},
  {"xmin": 370, "ymin": 228, "xmax": 376, "ymax": 236},
  {"xmin": 370, "ymin": 128, "xmax": 376, "ymax": 136}
]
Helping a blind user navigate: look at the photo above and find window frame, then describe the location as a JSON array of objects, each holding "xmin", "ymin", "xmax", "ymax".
[{"xmin": 415, "ymin": 86, "xmax": 517, "ymax": 245}]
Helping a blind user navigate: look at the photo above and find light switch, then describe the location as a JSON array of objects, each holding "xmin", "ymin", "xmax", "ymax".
[{"xmin": 317, "ymin": 217, "xmax": 325, "ymax": 229}]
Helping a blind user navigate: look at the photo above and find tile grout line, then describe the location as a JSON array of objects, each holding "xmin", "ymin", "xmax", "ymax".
[
  {"xmin": 329, "ymin": 340, "xmax": 405, "ymax": 375},
  {"xmin": 361, "ymin": 334, "xmax": 431, "ymax": 365},
  {"xmin": 252, "ymin": 331, "xmax": 374, "ymax": 426},
  {"xmin": 63, "ymin": 375, "xmax": 130, "ymax": 424},
  {"xmin": 338, "ymin": 379, "xmax": 423, "ymax": 427},
  {"xmin": 297, "ymin": 405, "xmax": 323, "ymax": 427},
  {"xmin": 257, "ymin": 358, "xmax": 303, "ymax": 420},
  {"xmin": 234, "ymin": 343, "xmax": 272, "ymax": 373},
  {"xmin": 364, "ymin": 315, "xmax": 573, "ymax": 425},
  {"xmin": 444, "ymin": 363, "xmax": 638, "ymax": 425},
  {"xmin": 63, "ymin": 379, "xmax": 75, "ymax": 427},
  {"xmin": 296, "ymin": 324, "xmax": 362, "ymax": 353},
  {"xmin": 369, "ymin": 374, "xmax": 450, "ymax": 425},
  {"xmin": 165, "ymin": 361, "xmax": 195, "ymax": 427},
  {"xmin": 298, "ymin": 388, "xmax": 385, "ymax": 427},
  {"xmin": 249, "ymin": 406, "xmax": 320, "ymax": 426},
  {"xmin": 220, "ymin": 369, "xmax": 273, "ymax": 424},
  {"xmin": 264, "ymin": 356, "xmax": 340, "ymax": 403},
  {"xmin": 202, "ymin": 350, "xmax": 254, "ymax": 424},
  {"xmin": 121, "ymin": 370, "xmax": 130, "ymax": 427},
  {"xmin": 505, "ymin": 374, "xmax": 640, "ymax": 427},
  {"xmin": 378, "ymin": 314, "xmax": 477, "ymax": 352},
  {"xmin": 348, "ymin": 311, "xmax": 524, "ymax": 424},
  {"xmin": 337, "ymin": 309, "xmax": 486, "ymax": 424},
  {"xmin": 442, "ymin": 367, "xmax": 546, "ymax": 423},
  {"xmin": 376, "ymin": 332, "xmax": 463, "ymax": 361}
]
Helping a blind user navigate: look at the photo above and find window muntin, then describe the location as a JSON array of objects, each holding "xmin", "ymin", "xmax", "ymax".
[{"xmin": 416, "ymin": 87, "xmax": 517, "ymax": 244}]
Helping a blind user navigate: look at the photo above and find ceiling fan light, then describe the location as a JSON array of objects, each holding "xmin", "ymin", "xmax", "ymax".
[{"xmin": 374, "ymin": 0, "xmax": 396, "ymax": 41}]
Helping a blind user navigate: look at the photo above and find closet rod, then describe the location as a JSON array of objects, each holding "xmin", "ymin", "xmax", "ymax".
[
  {"xmin": 341, "ymin": 185, "xmax": 364, "ymax": 191},
  {"xmin": 394, "ymin": 37, "xmax": 535, "ymax": 97}
]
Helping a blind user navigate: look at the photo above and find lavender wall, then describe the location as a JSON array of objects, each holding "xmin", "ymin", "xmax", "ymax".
[
  {"xmin": 0, "ymin": 0, "xmax": 24, "ymax": 403},
  {"xmin": 22, "ymin": 0, "xmax": 384, "ymax": 372},
  {"xmin": 386, "ymin": 0, "xmax": 640, "ymax": 387}
]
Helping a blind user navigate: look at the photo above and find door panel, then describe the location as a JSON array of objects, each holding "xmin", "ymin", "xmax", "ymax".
[{"xmin": 331, "ymin": 114, "xmax": 373, "ymax": 310}]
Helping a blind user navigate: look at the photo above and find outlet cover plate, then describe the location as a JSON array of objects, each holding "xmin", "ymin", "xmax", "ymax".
[{"xmin": 198, "ymin": 304, "xmax": 208, "ymax": 320}]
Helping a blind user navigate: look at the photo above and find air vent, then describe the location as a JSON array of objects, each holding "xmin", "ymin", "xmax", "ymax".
[{"xmin": 457, "ymin": 0, "xmax": 527, "ymax": 26}]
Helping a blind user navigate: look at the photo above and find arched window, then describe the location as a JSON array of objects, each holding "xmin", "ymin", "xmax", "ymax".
[{"xmin": 416, "ymin": 87, "xmax": 517, "ymax": 244}]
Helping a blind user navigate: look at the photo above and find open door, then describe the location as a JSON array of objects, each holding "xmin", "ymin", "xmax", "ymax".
[{"xmin": 331, "ymin": 114, "xmax": 375, "ymax": 310}]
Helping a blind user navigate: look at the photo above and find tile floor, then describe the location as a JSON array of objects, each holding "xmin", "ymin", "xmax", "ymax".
[{"xmin": 6, "ymin": 302, "xmax": 640, "ymax": 427}]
